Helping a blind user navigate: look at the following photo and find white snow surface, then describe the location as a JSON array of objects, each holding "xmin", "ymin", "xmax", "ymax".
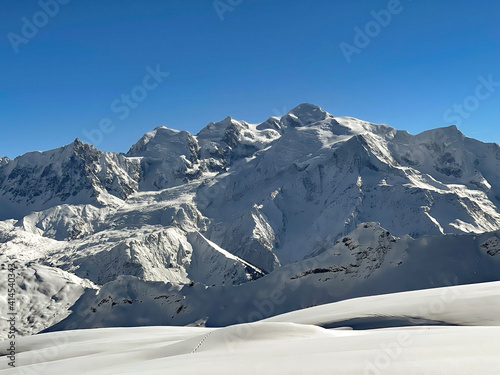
[{"xmin": 1, "ymin": 281, "xmax": 499, "ymax": 374}]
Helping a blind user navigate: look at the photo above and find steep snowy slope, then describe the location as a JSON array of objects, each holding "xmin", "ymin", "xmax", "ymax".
[
  {"xmin": 196, "ymin": 107, "xmax": 500, "ymax": 266},
  {"xmin": 0, "ymin": 259, "xmax": 96, "ymax": 339},
  {"xmin": 0, "ymin": 207, "xmax": 262, "ymax": 288},
  {"xmin": 126, "ymin": 127, "xmax": 203, "ymax": 190}
]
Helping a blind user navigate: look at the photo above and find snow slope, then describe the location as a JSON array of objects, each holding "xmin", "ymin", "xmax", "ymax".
[
  {"xmin": 0, "ymin": 260, "xmax": 96, "ymax": 339},
  {"xmin": 266, "ymin": 280, "xmax": 500, "ymax": 327},
  {"xmin": 2, "ymin": 282, "xmax": 499, "ymax": 374}
]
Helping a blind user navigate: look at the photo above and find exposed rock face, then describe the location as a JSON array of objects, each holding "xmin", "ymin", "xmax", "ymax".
[{"xmin": 0, "ymin": 139, "xmax": 140, "ymax": 219}]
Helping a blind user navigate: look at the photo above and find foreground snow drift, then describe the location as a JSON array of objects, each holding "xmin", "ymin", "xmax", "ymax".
[
  {"xmin": 265, "ymin": 280, "xmax": 500, "ymax": 327},
  {"xmin": 2, "ymin": 281, "xmax": 499, "ymax": 374},
  {"xmin": 5, "ymin": 324, "xmax": 500, "ymax": 375}
]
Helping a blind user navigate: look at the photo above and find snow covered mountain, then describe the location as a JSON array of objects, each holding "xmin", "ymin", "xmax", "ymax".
[
  {"xmin": 2, "ymin": 103, "xmax": 500, "ymax": 337},
  {"xmin": 0, "ymin": 139, "xmax": 140, "ymax": 221},
  {"xmin": 42, "ymin": 222, "xmax": 500, "ymax": 334}
]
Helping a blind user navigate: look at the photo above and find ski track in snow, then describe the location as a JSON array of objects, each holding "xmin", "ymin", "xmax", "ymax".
[{"xmin": 191, "ymin": 331, "xmax": 212, "ymax": 353}]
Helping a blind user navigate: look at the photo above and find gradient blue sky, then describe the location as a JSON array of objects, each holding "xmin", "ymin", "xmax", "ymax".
[{"xmin": 1, "ymin": 0, "xmax": 500, "ymax": 158}]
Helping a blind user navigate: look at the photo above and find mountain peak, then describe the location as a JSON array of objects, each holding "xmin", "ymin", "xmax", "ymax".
[
  {"xmin": 0, "ymin": 156, "xmax": 9, "ymax": 167},
  {"xmin": 284, "ymin": 103, "xmax": 331, "ymax": 126},
  {"xmin": 196, "ymin": 116, "xmax": 242, "ymax": 144},
  {"xmin": 152, "ymin": 125, "xmax": 181, "ymax": 134},
  {"xmin": 416, "ymin": 124, "xmax": 465, "ymax": 142},
  {"xmin": 67, "ymin": 138, "xmax": 100, "ymax": 157},
  {"xmin": 288, "ymin": 103, "xmax": 325, "ymax": 114},
  {"xmin": 71, "ymin": 138, "xmax": 86, "ymax": 151},
  {"xmin": 127, "ymin": 126, "xmax": 193, "ymax": 158},
  {"xmin": 438, "ymin": 124, "xmax": 463, "ymax": 135}
]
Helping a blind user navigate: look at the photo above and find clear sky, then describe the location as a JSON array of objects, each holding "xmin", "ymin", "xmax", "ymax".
[{"xmin": 1, "ymin": 0, "xmax": 500, "ymax": 159}]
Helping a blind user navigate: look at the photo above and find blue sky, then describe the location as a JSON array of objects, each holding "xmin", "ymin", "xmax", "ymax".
[{"xmin": 1, "ymin": 0, "xmax": 500, "ymax": 158}]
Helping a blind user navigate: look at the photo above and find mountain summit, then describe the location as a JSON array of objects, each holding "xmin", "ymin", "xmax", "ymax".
[{"xmin": 2, "ymin": 104, "xmax": 500, "ymax": 337}]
